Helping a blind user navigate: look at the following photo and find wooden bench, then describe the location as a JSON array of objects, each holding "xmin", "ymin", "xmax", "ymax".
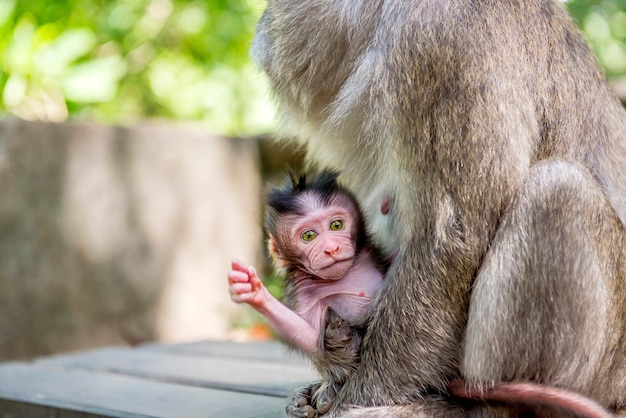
[{"xmin": 0, "ymin": 340, "xmax": 317, "ymax": 417}]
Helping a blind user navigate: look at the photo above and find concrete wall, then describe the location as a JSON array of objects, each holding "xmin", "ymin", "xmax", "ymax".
[{"xmin": 0, "ymin": 119, "xmax": 264, "ymax": 360}]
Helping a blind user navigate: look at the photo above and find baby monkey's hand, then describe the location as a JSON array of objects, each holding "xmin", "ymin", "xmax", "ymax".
[{"xmin": 227, "ymin": 259, "xmax": 267, "ymax": 309}]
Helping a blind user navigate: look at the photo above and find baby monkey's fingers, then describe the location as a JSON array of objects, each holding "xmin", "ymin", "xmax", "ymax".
[{"xmin": 227, "ymin": 268, "xmax": 252, "ymax": 285}]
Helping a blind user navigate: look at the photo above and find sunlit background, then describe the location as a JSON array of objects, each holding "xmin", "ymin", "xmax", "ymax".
[
  {"xmin": 0, "ymin": 0, "xmax": 624, "ymax": 361},
  {"xmin": 0, "ymin": 0, "xmax": 274, "ymax": 134}
]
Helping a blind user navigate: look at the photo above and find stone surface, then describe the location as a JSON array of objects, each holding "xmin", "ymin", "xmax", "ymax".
[{"xmin": 0, "ymin": 119, "xmax": 263, "ymax": 360}]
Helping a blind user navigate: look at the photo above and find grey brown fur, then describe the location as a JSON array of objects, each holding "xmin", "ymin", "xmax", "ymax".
[
  {"xmin": 252, "ymin": 0, "xmax": 626, "ymax": 416},
  {"xmin": 286, "ymin": 309, "xmax": 364, "ymax": 416}
]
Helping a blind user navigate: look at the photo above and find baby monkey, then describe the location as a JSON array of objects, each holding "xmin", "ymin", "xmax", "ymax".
[{"xmin": 228, "ymin": 171, "xmax": 385, "ymax": 416}]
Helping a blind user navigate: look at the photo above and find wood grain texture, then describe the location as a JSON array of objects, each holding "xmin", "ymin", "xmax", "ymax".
[
  {"xmin": 37, "ymin": 346, "xmax": 316, "ymax": 397},
  {"xmin": 0, "ymin": 341, "xmax": 318, "ymax": 417}
]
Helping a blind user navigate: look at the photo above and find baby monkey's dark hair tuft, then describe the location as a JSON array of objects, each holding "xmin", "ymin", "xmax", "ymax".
[{"xmin": 266, "ymin": 170, "xmax": 342, "ymax": 215}]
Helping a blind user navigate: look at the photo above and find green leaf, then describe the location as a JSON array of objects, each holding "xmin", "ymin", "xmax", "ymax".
[
  {"xmin": 35, "ymin": 28, "xmax": 98, "ymax": 76},
  {"xmin": 62, "ymin": 56, "xmax": 126, "ymax": 103}
]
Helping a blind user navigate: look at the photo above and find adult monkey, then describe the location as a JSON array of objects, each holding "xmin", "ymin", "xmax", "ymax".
[{"xmin": 251, "ymin": 1, "xmax": 626, "ymax": 416}]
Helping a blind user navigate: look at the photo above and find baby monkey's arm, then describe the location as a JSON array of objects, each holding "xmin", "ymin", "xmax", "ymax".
[{"xmin": 228, "ymin": 259, "xmax": 320, "ymax": 352}]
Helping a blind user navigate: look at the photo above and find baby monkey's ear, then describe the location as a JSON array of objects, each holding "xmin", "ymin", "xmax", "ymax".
[
  {"xmin": 267, "ymin": 235, "xmax": 289, "ymax": 274},
  {"xmin": 268, "ymin": 235, "xmax": 280, "ymax": 258}
]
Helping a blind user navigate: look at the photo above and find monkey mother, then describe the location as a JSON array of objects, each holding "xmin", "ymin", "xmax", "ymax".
[{"xmin": 251, "ymin": 1, "xmax": 626, "ymax": 416}]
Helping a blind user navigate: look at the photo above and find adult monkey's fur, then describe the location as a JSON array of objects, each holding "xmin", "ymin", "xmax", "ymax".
[{"xmin": 251, "ymin": 1, "xmax": 626, "ymax": 416}]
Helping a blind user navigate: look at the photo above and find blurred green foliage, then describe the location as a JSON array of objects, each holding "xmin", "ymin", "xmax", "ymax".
[
  {"xmin": 0, "ymin": 0, "xmax": 273, "ymax": 135},
  {"xmin": 0, "ymin": 0, "xmax": 624, "ymax": 135},
  {"xmin": 566, "ymin": 0, "xmax": 626, "ymax": 77}
]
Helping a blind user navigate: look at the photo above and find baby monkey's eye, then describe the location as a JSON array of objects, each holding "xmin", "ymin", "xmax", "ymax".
[
  {"xmin": 330, "ymin": 220, "xmax": 343, "ymax": 231},
  {"xmin": 302, "ymin": 230, "xmax": 317, "ymax": 241}
]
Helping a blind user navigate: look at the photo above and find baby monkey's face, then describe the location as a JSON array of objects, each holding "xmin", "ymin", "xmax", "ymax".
[
  {"xmin": 288, "ymin": 193, "xmax": 360, "ymax": 280},
  {"xmin": 292, "ymin": 207, "xmax": 355, "ymax": 280}
]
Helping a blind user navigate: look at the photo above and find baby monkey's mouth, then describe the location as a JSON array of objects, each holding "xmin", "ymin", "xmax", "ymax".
[
  {"xmin": 315, "ymin": 258, "xmax": 354, "ymax": 280},
  {"xmin": 319, "ymin": 256, "xmax": 353, "ymax": 270}
]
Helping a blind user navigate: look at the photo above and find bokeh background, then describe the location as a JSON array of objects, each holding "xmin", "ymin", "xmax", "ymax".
[
  {"xmin": 0, "ymin": 0, "xmax": 624, "ymax": 361},
  {"xmin": 0, "ymin": 0, "xmax": 274, "ymax": 133}
]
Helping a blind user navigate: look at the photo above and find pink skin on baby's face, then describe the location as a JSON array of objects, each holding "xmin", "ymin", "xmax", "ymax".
[{"xmin": 288, "ymin": 197, "xmax": 358, "ymax": 281}]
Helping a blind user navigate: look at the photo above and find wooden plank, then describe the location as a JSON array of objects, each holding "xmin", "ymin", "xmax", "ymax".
[
  {"xmin": 37, "ymin": 347, "xmax": 317, "ymax": 398},
  {"xmin": 0, "ymin": 362, "xmax": 287, "ymax": 418},
  {"xmin": 140, "ymin": 340, "xmax": 306, "ymax": 365},
  {"xmin": 0, "ymin": 400, "xmax": 100, "ymax": 418}
]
